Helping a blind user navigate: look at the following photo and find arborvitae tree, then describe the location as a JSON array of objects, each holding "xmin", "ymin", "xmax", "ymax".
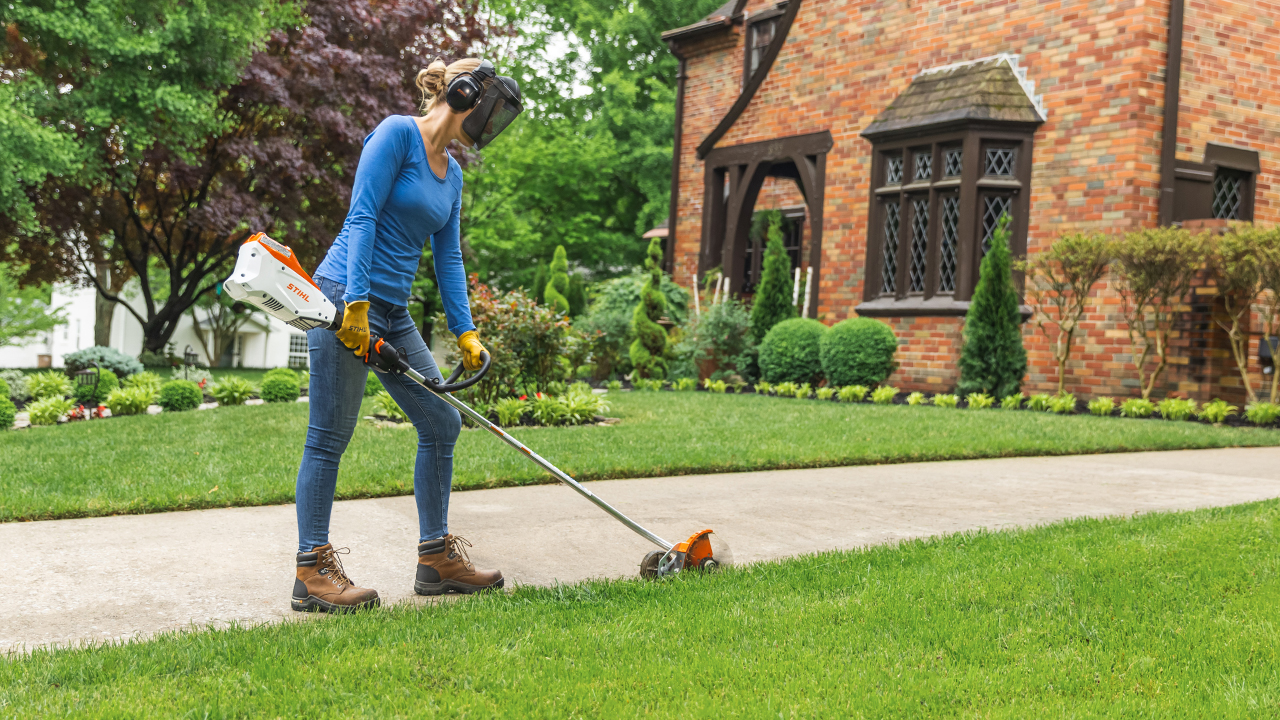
[
  {"xmin": 629, "ymin": 237, "xmax": 668, "ymax": 378},
  {"xmin": 749, "ymin": 211, "xmax": 797, "ymax": 343},
  {"xmin": 567, "ymin": 273, "xmax": 587, "ymax": 317},
  {"xmin": 958, "ymin": 214, "xmax": 1027, "ymax": 398},
  {"xmin": 542, "ymin": 245, "xmax": 570, "ymax": 314}
]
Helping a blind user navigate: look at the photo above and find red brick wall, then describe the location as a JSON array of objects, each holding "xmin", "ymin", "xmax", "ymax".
[{"xmin": 672, "ymin": 0, "xmax": 1280, "ymax": 401}]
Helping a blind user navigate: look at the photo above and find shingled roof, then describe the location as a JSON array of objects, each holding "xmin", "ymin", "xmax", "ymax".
[{"xmin": 862, "ymin": 55, "xmax": 1046, "ymax": 140}]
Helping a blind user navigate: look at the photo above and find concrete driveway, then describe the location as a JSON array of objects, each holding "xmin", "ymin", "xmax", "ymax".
[{"xmin": 6, "ymin": 446, "xmax": 1280, "ymax": 654}]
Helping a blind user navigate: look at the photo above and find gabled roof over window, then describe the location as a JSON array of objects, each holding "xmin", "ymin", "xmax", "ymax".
[
  {"xmin": 862, "ymin": 55, "xmax": 1046, "ymax": 141},
  {"xmin": 661, "ymin": 0, "xmax": 743, "ymax": 42}
]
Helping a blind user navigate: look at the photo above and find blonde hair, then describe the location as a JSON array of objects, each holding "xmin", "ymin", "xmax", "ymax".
[{"xmin": 416, "ymin": 57, "xmax": 485, "ymax": 114}]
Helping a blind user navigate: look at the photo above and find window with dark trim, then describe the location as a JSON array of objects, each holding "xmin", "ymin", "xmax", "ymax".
[
  {"xmin": 1173, "ymin": 142, "xmax": 1260, "ymax": 223},
  {"xmin": 863, "ymin": 129, "xmax": 1034, "ymax": 310},
  {"xmin": 743, "ymin": 12, "xmax": 781, "ymax": 84}
]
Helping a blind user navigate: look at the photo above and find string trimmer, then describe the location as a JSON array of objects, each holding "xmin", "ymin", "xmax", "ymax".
[{"xmin": 224, "ymin": 232, "xmax": 731, "ymax": 578}]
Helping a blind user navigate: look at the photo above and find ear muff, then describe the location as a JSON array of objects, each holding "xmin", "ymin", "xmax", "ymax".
[{"xmin": 445, "ymin": 60, "xmax": 496, "ymax": 112}]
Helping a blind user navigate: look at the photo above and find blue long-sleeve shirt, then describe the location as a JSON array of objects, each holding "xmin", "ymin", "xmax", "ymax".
[{"xmin": 315, "ymin": 115, "xmax": 474, "ymax": 336}]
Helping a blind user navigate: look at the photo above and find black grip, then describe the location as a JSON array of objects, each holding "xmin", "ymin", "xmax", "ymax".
[
  {"xmin": 427, "ymin": 351, "xmax": 490, "ymax": 393},
  {"xmin": 362, "ymin": 333, "xmax": 490, "ymax": 393}
]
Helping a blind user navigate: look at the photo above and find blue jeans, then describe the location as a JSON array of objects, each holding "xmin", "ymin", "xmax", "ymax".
[{"xmin": 295, "ymin": 276, "xmax": 461, "ymax": 552}]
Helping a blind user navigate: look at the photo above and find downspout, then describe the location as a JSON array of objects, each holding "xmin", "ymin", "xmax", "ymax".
[
  {"xmin": 666, "ymin": 45, "xmax": 687, "ymax": 274},
  {"xmin": 1158, "ymin": 0, "xmax": 1186, "ymax": 226}
]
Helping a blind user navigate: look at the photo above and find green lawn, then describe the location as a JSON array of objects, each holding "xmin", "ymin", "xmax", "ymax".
[
  {"xmin": 4, "ymin": 501, "xmax": 1278, "ymax": 716},
  {"xmin": 2, "ymin": 391, "xmax": 1277, "ymax": 523}
]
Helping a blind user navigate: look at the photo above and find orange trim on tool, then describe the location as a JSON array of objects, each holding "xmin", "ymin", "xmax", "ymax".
[{"xmin": 247, "ymin": 232, "xmax": 323, "ymax": 293}]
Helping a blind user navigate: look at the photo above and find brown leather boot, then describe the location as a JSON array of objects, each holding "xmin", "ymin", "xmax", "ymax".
[
  {"xmin": 292, "ymin": 544, "xmax": 381, "ymax": 613},
  {"xmin": 415, "ymin": 534, "xmax": 504, "ymax": 595}
]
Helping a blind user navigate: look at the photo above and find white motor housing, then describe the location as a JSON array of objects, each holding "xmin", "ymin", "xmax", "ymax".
[{"xmin": 223, "ymin": 233, "xmax": 338, "ymax": 331}]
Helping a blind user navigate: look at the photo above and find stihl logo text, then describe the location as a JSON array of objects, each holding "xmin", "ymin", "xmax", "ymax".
[{"xmin": 287, "ymin": 283, "xmax": 310, "ymax": 302}]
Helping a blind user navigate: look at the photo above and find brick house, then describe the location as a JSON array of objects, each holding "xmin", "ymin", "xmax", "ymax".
[{"xmin": 661, "ymin": 0, "xmax": 1279, "ymax": 401}]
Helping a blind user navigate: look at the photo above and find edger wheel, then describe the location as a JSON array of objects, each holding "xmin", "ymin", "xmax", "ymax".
[{"xmin": 639, "ymin": 550, "xmax": 664, "ymax": 579}]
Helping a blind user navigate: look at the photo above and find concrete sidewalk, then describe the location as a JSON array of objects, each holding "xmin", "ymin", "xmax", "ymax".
[{"xmin": 6, "ymin": 447, "xmax": 1280, "ymax": 653}]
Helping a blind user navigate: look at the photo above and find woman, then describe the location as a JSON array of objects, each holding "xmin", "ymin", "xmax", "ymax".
[{"xmin": 290, "ymin": 58, "xmax": 521, "ymax": 613}]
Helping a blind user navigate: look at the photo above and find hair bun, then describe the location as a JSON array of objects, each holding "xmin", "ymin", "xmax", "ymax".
[{"xmin": 416, "ymin": 58, "xmax": 448, "ymax": 99}]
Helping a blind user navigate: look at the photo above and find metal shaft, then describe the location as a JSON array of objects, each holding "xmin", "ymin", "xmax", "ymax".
[{"xmin": 403, "ymin": 367, "xmax": 675, "ymax": 552}]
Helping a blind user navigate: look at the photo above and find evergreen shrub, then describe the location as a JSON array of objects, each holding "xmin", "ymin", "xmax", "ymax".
[
  {"xmin": 748, "ymin": 211, "xmax": 797, "ymax": 343},
  {"xmin": 106, "ymin": 386, "xmax": 154, "ymax": 416},
  {"xmin": 73, "ymin": 369, "xmax": 119, "ymax": 406},
  {"xmin": 261, "ymin": 374, "xmax": 301, "ymax": 403},
  {"xmin": 158, "ymin": 380, "xmax": 203, "ymax": 412},
  {"xmin": 64, "ymin": 346, "xmax": 144, "ymax": 379},
  {"xmin": 629, "ymin": 238, "xmax": 668, "ymax": 379},
  {"xmin": 819, "ymin": 318, "xmax": 897, "ymax": 387},
  {"xmin": 758, "ymin": 318, "xmax": 826, "ymax": 384},
  {"xmin": 0, "ymin": 396, "xmax": 14, "ymax": 430},
  {"xmin": 543, "ymin": 245, "xmax": 571, "ymax": 314},
  {"xmin": 958, "ymin": 214, "xmax": 1027, "ymax": 398}
]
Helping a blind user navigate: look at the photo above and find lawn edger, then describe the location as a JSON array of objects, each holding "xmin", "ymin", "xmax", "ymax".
[{"xmin": 224, "ymin": 232, "xmax": 731, "ymax": 578}]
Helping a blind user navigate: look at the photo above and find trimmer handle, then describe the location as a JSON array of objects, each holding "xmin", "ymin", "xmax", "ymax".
[{"xmin": 364, "ymin": 334, "xmax": 490, "ymax": 393}]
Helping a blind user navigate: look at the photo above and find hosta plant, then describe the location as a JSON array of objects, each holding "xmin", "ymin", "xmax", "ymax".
[
  {"xmin": 773, "ymin": 381, "xmax": 798, "ymax": 397},
  {"xmin": 1000, "ymin": 394, "xmax": 1024, "ymax": 410},
  {"xmin": 966, "ymin": 393, "xmax": 994, "ymax": 409},
  {"xmin": 1027, "ymin": 394, "xmax": 1053, "ymax": 412},
  {"xmin": 606, "ymin": 380, "xmax": 622, "ymax": 392},
  {"xmin": 27, "ymin": 397, "xmax": 74, "ymax": 426},
  {"xmin": 1245, "ymin": 402, "xmax": 1280, "ymax": 426},
  {"xmin": 931, "ymin": 393, "xmax": 959, "ymax": 408},
  {"xmin": 1197, "ymin": 399, "xmax": 1237, "ymax": 424},
  {"xmin": 372, "ymin": 391, "xmax": 408, "ymax": 422},
  {"xmin": 794, "ymin": 383, "xmax": 812, "ymax": 400},
  {"xmin": 530, "ymin": 394, "xmax": 568, "ymax": 425},
  {"xmin": 871, "ymin": 385, "xmax": 899, "ymax": 405},
  {"xmin": 703, "ymin": 379, "xmax": 728, "ymax": 394},
  {"xmin": 906, "ymin": 391, "xmax": 926, "ymax": 406},
  {"xmin": 28, "ymin": 371, "xmax": 71, "ymax": 401},
  {"xmin": 1120, "ymin": 397, "xmax": 1156, "ymax": 419},
  {"xmin": 559, "ymin": 383, "xmax": 609, "ymax": 425},
  {"xmin": 1049, "ymin": 393, "xmax": 1077, "ymax": 414},
  {"xmin": 754, "ymin": 381, "xmax": 773, "ymax": 395},
  {"xmin": 106, "ymin": 386, "xmax": 154, "ymax": 416},
  {"xmin": 838, "ymin": 385, "xmax": 868, "ymax": 402},
  {"xmin": 1156, "ymin": 397, "xmax": 1197, "ymax": 421},
  {"xmin": 209, "ymin": 377, "xmax": 255, "ymax": 406},
  {"xmin": 815, "ymin": 387, "xmax": 835, "ymax": 401},
  {"xmin": 123, "ymin": 371, "xmax": 163, "ymax": 400},
  {"xmin": 1087, "ymin": 397, "xmax": 1115, "ymax": 417},
  {"xmin": 674, "ymin": 378, "xmax": 697, "ymax": 391},
  {"xmin": 493, "ymin": 398, "xmax": 528, "ymax": 426}
]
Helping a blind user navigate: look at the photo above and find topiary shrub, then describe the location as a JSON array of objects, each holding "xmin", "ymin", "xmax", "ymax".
[
  {"xmin": 758, "ymin": 318, "xmax": 827, "ymax": 384},
  {"xmin": 106, "ymin": 386, "xmax": 154, "ymax": 416},
  {"xmin": 210, "ymin": 376, "xmax": 256, "ymax": 406},
  {"xmin": 543, "ymin": 245, "xmax": 571, "ymax": 314},
  {"xmin": 749, "ymin": 210, "xmax": 797, "ymax": 343},
  {"xmin": 261, "ymin": 375, "xmax": 301, "ymax": 403},
  {"xmin": 73, "ymin": 369, "xmax": 119, "ymax": 406},
  {"xmin": 27, "ymin": 396, "xmax": 74, "ymax": 425},
  {"xmin": 63, "ymin": 346, "xmax": 144, "ymax": 379},
  {"xmin": 28, "ymin": 371, "xmax": 72, "ymax": 400},
  {"xmin": 819, "ymin": 318, "xmax": 897, "ymax": 387},
  {"xmin": 158, "ymin": 380, "xmax": 203, "ymax": 412},
  {"xmin": 629, "ymin": 237, "xmax": 669, "ymax": 379},
  {"xmin": 958, "ymin": 214, "xmax": 1027, "ymax": 399},
  {"xmin": 0, "ymin": 396, "xmax": 15, "ymax": 430}
]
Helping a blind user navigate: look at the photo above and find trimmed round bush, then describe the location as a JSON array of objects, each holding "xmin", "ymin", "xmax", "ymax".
[
  {"xmin": 819, "ymin": 317, "xmax": 898, "ymax": 387},
  {"xmin": 158, "ymin": 380, "xmax": 203, "ymax": 412},
  {"xmin": 261, "ymin": 375, "xmax": 301, "ymax": 403},
  {"xmin": 0, "ymin": 396, "xmax": 15, "ymax": 430},
  {"xmin": 27, "ymin": 396, "xmax": 74, "ymax": 425},
  {"xmin": 73, "ymin": 368, "xmax": 119, "ymax": 406},
  {"xmin": 758, "ymin": 318, "xmax": 827, "ymax": 384},
  {"xmin": 63, "ymin": 346, "xmax": 144, "ymax": 379},
  {"xmin": 28, "ymin": 370, "xmax": 72, "ymax": 400},
  {"xmin": 106, "ymin": 386, "xmax": 155, "ymax": 416},
  {"xmin": 264, "ymin": 367, "xmax": 299, "ymax": 383}
]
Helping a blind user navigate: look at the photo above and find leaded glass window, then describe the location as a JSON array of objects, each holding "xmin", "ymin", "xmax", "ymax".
[
  {"xmin": 909, "ymin": 199, "xmax": 929, "ymax": 292},
  {"xmin": 939, "ymin": 195, "xmax": 959, "ymax": 292},
  {"xmin": 881, "ymin": 201, "xmax": 900, "ymax": 293},
  {"xmin": 944, "ymin": 148, "xmax": 962, "ymax": 177},
  {"xmin": 1212, "ymin": 171, "xmax": 1244, "ymax": 220},
  {"xmin": 985, "ymin": 148, "xmax": 1016, "ymax": 176},
  {"xmin": 914, "ymin": 152, "xmax": 932, "ymax": 181},
  {"xmin": 982, "ymin": 196, "xmax": 1014, "ymax": 254},
  {"xmin": 886, "ymin": 156, "xmax": 903, "ymax": 185}
]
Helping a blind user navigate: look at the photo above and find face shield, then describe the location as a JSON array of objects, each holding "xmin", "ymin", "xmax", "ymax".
[{"xmin": 461, "ymin": 76, "xmax": 523, "ymax": 150}]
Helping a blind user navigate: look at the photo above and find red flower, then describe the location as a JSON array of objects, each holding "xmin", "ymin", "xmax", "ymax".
[{"xmin": 518, "ymin": 395, "xmax": 527, "ymax": 401}]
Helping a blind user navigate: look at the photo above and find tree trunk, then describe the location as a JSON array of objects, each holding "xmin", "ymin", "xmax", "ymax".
[{"xmin": 93, "ymin": 262, "xmax": 115, "ymax": 347}]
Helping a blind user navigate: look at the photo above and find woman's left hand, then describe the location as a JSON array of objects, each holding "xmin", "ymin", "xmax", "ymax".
[{"xmin": 456, "ymin": 330, "xmax": 488, "ymax": 371}]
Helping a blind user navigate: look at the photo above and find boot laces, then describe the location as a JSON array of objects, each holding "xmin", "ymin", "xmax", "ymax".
[
  {"xmin": 320, "ymin": 547, "xmax": 355, "ymax": 589},
  {"xmin": 446, "ymin": 535, "xmax": 475, "ymax": 571}
]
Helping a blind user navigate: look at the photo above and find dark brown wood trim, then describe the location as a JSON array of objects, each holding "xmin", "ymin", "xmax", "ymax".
[
  {"xmin": 666, "ymin": 50, "xmax": 687, "ymax": 273},
  {"xmin": 855, "ymin": 296, "xmax": 1032, "ymax": 321},
  {"xmin": 1158, "ymin": 0, "xmax": 1185, "ymax": 226},
  {"xmin": 696, "ymin": 0, "xmax": 804, "ymax": 159}
]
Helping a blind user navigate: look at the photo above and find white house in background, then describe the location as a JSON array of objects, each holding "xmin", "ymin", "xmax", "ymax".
[{"xmin": 0, "ymin": 284, "xmax": 305, "ymax": 369}]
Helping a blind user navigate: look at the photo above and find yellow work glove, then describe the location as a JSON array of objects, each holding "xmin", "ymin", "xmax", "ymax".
[
  {"xmin": 335, "ymin": 300, "xmax": 371, "ymax": 358},
  {"xmin": 457, "ymin": 330, "xmax": 488, "ymax": 371}
]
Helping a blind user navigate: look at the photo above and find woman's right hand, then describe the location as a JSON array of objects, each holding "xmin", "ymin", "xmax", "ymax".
[{"xmin": 335, "ymin": 300, "xmax": 371, "ymax": 357}]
